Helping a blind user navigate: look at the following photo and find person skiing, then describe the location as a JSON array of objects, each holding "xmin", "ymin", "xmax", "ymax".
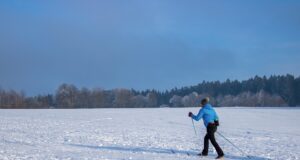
[{"xmin": 188, "ymin": 97, "xmax": 224, "ymax": 159}]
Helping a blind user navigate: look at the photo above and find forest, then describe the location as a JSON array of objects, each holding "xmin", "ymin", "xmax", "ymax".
[{"xmin": 0, "ymin": 74, "xmax": 299, "ymax": 108}]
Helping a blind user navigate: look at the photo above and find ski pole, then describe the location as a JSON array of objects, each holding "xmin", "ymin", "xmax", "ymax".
[
  {"xmin": 191, "ymin": 118, "xmax": 197, "ymax": 136},
  {"xmin": 216, "ymin": 131, "xmax": 251, "ymax": 159}
]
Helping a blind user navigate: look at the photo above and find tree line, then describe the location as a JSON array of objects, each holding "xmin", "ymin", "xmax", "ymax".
[{"xmin": 0, "ymin": 74, "xmax": 299, "ymax": 108}]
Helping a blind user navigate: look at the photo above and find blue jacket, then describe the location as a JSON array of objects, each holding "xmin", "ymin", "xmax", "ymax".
[{"xmin": 192, "ymin": 104, "xmax": 219, "ymax": 127}]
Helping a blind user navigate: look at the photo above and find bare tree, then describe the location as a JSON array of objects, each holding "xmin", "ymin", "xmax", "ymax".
[
  {"xmin": 113, "ymin": 89, "xmax": 133, "ymax": 108},
  {"xmin": 169, "ymin": 95, "xmax": 182, "ymax": 107},
  {"xmin": 56, "ymin": 84, "xmax": 79, "ymax": 108}
]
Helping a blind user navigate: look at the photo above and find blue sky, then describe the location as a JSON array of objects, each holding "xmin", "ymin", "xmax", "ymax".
[{"xmin": 0, "ymin": 0, "xmax": 300, "ymax": 95}]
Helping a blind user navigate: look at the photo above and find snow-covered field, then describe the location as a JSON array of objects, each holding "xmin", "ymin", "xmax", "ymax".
[{"xmin": 0, "ymin": 107, "xmax": 299, "ymax": 160}]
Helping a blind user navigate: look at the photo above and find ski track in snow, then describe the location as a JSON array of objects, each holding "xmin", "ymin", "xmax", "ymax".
[{"xmin": 0, "ymin": 107, "xmax": 299, "ymax": 160}]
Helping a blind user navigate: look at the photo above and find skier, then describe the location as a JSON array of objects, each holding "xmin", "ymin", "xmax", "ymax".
[{"xmin": 188, "ymin": 97, "xmax": 224, "ymax": 159}]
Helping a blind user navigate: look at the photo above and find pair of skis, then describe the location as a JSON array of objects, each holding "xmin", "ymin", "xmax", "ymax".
[
  {"xmin": 170, "ymin": 149, "xmax": 191, "ymax": 156},
  {"xmin": 170, "ymin": 149, "xmax": 224, "ymax": 159}
]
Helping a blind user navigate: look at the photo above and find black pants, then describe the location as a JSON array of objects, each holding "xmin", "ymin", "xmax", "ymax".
[{"xmin": 202, "ymin": 123, "xmax": 224, "ymax": 156}]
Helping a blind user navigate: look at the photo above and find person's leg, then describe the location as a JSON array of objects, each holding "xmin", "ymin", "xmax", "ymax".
[
  {"xmin": 201, "ymin": 133, "xmax": 209, "ymax": 155},
  {"xmin": 207, "ymin": 125, "xmax": 224, "ymax": 156}
]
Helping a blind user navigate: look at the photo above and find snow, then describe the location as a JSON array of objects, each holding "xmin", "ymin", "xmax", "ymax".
[{"xmin": 0, "ymin": 107, "xmax": 299, "ymax": 160}]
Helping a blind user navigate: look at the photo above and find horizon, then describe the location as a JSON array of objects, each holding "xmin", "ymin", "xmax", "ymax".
[
  {"xmin": 1, "ymin": 1, "xmax": 300, "ymax": 96},
  {"xmin": 0, "ymin": 73, "xmax": 298, "ymax": 97}
]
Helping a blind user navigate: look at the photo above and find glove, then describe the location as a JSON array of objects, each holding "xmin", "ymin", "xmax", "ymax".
[
  {"xmin": 214, "ymin": 120, "xmax": 219, "ymax": 126},
  {"xmin": 188, "ymin": 112, "xmax": 193, "ymax": 117}
]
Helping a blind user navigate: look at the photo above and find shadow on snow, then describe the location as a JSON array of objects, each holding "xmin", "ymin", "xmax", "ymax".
[{"xmin": 66, "ymin": 143, "xmax": 271, "ymax": 160}]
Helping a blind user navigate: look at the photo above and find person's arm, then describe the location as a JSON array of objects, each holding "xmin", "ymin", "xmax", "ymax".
[
  {"xmin": 214, "ymin": 111, "xmax": 220, "ymax": 126},
  {"xmin": 215, "ymin": 112, "xmax": 219, "ymax": 121},
  {"xmin": 192, "ymin": 109, "xmax": 204, "ymax": 121}
]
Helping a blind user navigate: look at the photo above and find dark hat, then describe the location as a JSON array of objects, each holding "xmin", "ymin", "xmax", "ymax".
[{"xmin": 201, "ymin": 97, "xmax": 210, "ymax": 105}]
